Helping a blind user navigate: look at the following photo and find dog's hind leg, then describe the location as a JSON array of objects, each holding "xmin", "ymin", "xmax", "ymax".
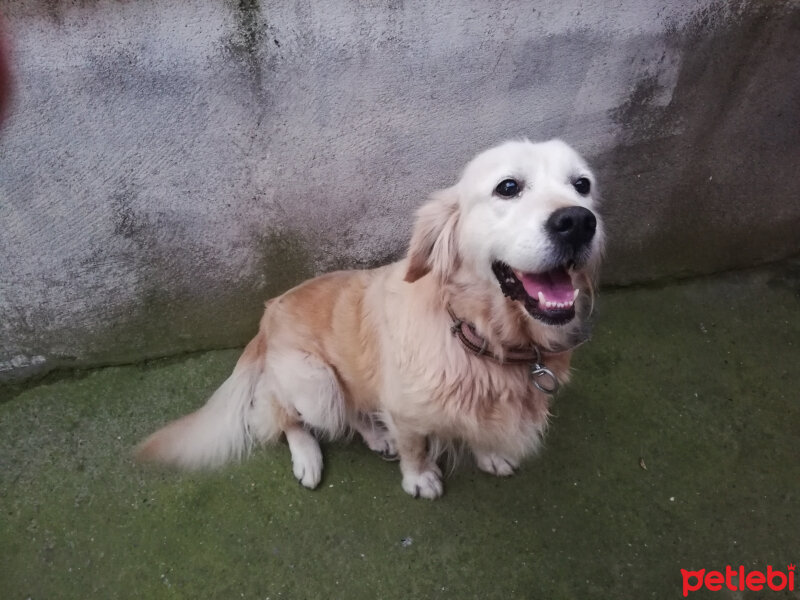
[
  {"xmin": 265, "ymin": 349, "xmax": 347, "ymax": 488},
  {"xmin": 284, "ymin": 424, "xmax": 323, "ymax": 488}
]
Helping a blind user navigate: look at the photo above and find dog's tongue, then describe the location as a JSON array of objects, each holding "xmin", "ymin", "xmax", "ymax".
[{"xmin": 516, "ymin": 268, "xmax": 575, "ymax": 304}]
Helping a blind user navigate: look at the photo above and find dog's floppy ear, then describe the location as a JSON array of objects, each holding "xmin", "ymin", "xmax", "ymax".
[{"xmin": 404, "ymin": 187, "xmax": 461, "ymax": 283}]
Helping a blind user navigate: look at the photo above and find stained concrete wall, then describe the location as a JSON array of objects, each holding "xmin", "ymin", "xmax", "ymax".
[{"xmin": 1, "ymin": 0, "xmax": 799, "ymax": 381}]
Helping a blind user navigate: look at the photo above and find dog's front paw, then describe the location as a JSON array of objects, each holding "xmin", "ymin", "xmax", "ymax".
[
  {"xmin": 402, "ymin": 467, "xmax": 443, "ymax": 499},
  {"xmin": 474, "ymin": 451, "xmax": 518, "ymax": 477}
]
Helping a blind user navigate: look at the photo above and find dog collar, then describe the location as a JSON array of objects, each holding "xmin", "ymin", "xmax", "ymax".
[{"xmin": 446, "ymin": 305, "xmax": 590, "ymax": 395}]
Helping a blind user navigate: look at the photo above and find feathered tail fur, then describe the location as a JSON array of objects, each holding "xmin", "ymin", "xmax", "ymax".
[{"xmin": 135, "ymin": 333, "xmax": 279, "ymax": 469}]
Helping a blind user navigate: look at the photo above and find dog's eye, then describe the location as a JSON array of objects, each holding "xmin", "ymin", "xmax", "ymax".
[
  {"xmin": 495, "ymin": 179, "xmax": 521, "ymax": 198},
  {"xmin": 573, "ymin": 177, "xmax": 591, "ymax": 195}
]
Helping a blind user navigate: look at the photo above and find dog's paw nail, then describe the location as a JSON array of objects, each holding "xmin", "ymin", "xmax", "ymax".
[
  {"xmin": 381, "ymin": 450, "xmax": 399, "ymax": 462},
  {"xmin": 475, "ymin": 452, "xmax": 517, "ymax": 477},
  {"xmin": 295, "ymin": 466, "xmax": 306, "ymax": 485}
]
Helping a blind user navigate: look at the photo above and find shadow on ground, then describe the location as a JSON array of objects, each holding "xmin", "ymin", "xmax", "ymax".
[{"xmin": 1, "ymin": 261, "xmax": 799, "ymax": 599}]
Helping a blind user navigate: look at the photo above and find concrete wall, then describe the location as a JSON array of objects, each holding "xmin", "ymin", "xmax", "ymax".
[{"xmin": 1, "ymin": 0, "xmax": 799, "ymax": 381}]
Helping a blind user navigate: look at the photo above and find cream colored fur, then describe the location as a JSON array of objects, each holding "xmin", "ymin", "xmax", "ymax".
[{"xmin": 136, "ymin": 139, "xmax": 604, "ymax": 499}]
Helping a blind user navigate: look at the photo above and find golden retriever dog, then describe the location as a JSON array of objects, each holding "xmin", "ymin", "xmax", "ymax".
[{"xmin": 137, "ymin": 139, "xmax": 604, "ymax": 499}]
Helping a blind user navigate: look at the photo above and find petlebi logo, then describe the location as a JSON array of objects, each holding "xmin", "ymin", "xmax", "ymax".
[{"xmin": 681, "ymin": 564, "xmax": 796, "ymax": 596}]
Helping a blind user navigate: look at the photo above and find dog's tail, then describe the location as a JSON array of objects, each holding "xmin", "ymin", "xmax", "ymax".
[{"xmin": 135, "ymin": 332, "xmax": 280, "ymax": 469}]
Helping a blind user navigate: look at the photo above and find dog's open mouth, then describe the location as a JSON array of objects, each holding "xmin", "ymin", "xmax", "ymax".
[{"xmin": 491, "ymin": 261, "xmax": 578, "ymax": 325}]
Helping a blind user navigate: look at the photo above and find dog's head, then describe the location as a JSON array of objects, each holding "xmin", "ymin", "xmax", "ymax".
[{"xmin": 405, "ymin": 139, "xmax": 604, "ymax": 329}]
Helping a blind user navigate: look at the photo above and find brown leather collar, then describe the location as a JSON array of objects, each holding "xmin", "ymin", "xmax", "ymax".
[
  {"xmin": 446, "ymin": 305, "xmax": 592, "ymax": 395},
  {"xmin": 447, "ymin": 306, "xmax": 541, "ymax": 364},
  {"xmin": 446, "ymin": 305, "xmax": 590, "ymax": 363}
]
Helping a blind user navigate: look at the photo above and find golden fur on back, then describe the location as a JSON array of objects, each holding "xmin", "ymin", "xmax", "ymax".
[{"xmin": 137, "ymin": 139, "xmax": 604, "ymax": 499}]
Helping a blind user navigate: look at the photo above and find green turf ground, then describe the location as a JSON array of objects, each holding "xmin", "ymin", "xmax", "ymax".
[{"xmin": 2, "ymin": 260, "xmax": 798, "ymax": 599}]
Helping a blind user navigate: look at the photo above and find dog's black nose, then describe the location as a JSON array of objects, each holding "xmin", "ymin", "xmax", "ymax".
[{"xmin": 546, "ymin": 206, "xmax": 597, "ymax": 250}]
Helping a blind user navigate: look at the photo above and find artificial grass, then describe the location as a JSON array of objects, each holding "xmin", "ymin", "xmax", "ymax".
[{"xmin": 2, "ymin": 260, "xmax": 798, "ymax": 599}]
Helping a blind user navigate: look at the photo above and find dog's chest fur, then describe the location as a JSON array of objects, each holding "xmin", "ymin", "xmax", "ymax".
[{"xmin": 388, "ymin": 314, "xmax": 570, "ymax": 458}]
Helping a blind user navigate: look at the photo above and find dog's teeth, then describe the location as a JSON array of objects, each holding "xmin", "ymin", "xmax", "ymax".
[
  {"xmin": 538, "ymin": 291, "xmax": 546, "ymax": 305},
  {"xmin": 573, "ymin": 289, "xmax": 580, "ymax": 300}
]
